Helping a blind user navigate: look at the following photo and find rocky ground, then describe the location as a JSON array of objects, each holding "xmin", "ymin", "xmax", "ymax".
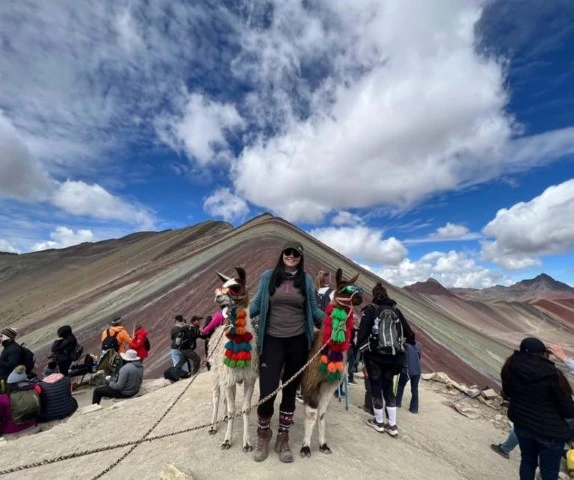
[{"xmin": 0, "ymin": 372, "xmax": 527, "ymax": 480}]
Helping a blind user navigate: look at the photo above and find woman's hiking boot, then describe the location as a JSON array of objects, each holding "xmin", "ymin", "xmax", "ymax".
[
  {"xmin": 274, "ymin": 431, "xmax": 294, "ymax": 463},
  {"xmin": 253, "ymin": 428, "xmax": 272, "ymax": 462}
]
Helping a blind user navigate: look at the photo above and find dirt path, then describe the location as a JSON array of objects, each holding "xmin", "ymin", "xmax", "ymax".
[{"xmin": 0, "ymin": 374, "xmax": 519, "ymax": 480}]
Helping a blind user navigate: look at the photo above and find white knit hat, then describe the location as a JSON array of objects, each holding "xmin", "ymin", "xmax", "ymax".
[{"xmin": 120, "ymin": 349, "xmax": 140, "ymax": 362}]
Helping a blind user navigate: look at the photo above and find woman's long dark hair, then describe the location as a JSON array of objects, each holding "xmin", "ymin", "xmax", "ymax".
[
  {"xmin": 268, "ymin": 252, "xmax": 306, "ymax": 297},
  {"xmin": 501, "ymin": 352, "xmax": 574, "ymax": 398}
]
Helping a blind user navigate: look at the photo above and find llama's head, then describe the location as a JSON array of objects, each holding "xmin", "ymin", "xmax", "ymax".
[
  {"xmin": 333, "ymin": 268, "xmax": 363, "ymax": 308},
  {"xmin": 214, "ymin": 266, "xmax": 249, "ymax": 309}
]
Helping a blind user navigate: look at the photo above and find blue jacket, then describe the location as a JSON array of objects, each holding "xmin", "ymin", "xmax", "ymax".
[
  {"xmin": 403, "ymin": 343, "xmax": 422, "ymax": 377},
  {"xmin": 249, "ymin": 270, "xmax": 325, "ymax": 353}
]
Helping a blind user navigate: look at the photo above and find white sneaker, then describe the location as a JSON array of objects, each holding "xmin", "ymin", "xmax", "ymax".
[{"xmin": 366, "ymin": 418, "xmax": 385, "ymax": 433}]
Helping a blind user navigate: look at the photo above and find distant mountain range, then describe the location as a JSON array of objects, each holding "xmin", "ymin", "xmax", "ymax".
[
  {"xmin": 2, "ymin": 214, "xmax": 574, "ymax": 388},
  {"xmin": 446, "ymin": 273, "xmax": 574, "ymax": 303}
]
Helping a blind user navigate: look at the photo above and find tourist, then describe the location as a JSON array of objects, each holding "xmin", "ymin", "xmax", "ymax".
[
  {"xmin": 357, "ymin": 282, "xmax": 414, "ymax": 437},
  {"xmin": 501, "ymin": 337, "xmax": 574, "ymax": 480},
  {"xmin": 0, "ymin": 328, "xmax": 24, "ymax": 381},
  {"xmin": 101, "ymin": 316, "xmax": 132, "ymax": 354},
  {"xmin": 170, "ymin": 315, "xmax": 189, "ymax": 373},
  {"xmin": 130, "ymin": 324, "xmax": 149, "ymax": 361},
  {"xmin": 92, "ymin": 349, "xmax": 144, "ymax": 405},
  {"xmin": 396, "ymin": 332, "xmax": 422, "ymax": 413},
  {"xmin": 249, "ymin": 240, "xmax": 325, "ymax": 463},
  {"xmin": 50, "ymin": 325, "xmax": 78, "ymax": 376},
  {"xmin": 175, "ymin": 316, "xmax": 202, "ymax": 375}
]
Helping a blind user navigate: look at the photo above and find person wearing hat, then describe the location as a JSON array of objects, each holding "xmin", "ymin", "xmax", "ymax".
[
  {"xmin": 91, "ymin": 349, "xmax": 144, "ymax": 405},
  {"xmin": 0, "ymin": 328, "xmax": 24, "ymax": 381},
  {"xmin": 174, "ymin": 315, "xmax": 202, "ymax": 375},
  {"xmin": 249, "ymin": 240, "xmax": 325, "ymax": 463},
  {"xmin": 501, "ymin": 337, "xmax": 574, "ymax": 480},
  {"xmin": 100, "ymin": 316, "xmax": 132, "ymax": 354}
]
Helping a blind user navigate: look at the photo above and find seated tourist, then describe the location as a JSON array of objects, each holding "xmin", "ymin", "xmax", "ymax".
[
  {"xmin": 0, "ymin": 365, "xmax": 41, "ymax": 436},
  {"xmin": 38, "ymin": 373, "xmax": 78, "ymax": 422},
  {"xmin": 92, "ymin": 349, "xmax": 144, "ymax": 405}
]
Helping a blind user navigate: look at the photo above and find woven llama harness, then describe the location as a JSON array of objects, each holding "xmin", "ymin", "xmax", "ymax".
[
  {"xmin": 223, "ymin": 307, "xmax": 253, "ymax": 368},
  {"xmin": 319, "ymin": 303, "xmax": 354, "ymax": 382}
]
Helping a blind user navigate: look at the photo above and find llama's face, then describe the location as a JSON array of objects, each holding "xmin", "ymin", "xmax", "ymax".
[
  {"xmin": 214, "ymin": 266, "xmax": 248, "ymax": 307},
  {"xmin": 334, "ymin": 268, "xmax": 363, "ymax": 307}
]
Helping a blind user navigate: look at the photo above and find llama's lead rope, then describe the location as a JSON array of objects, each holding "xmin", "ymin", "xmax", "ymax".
[{"xmin": 0, "ymin": 336, "xmax": 331, "ymax": 478}]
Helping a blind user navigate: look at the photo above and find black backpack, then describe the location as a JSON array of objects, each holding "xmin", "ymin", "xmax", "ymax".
[
  {"xmin": 19, "ymin": 344, "xmax": 36, "ymax": 375},
  {"xmin": 101, "ymin": 329, "xmax": 120, "ymax": 352},
  {"xmin": 144, "ymin": 337, "xmax": 151, "ymax": 352},
  {"xmin": 316, "ymin": 288, "xmax": 333, "ymax": 312},
  {"xmin": 70, "ymin": 344, "xmax": 84, "ymax": 362}
]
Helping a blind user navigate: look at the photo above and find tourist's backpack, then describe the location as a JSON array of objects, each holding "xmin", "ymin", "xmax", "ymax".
[
  {"xmin": 144, "ymin": 337, "xmax": 151, "ymax": 352},
  {"xmin": 70, "ymin": 344, "xmax": 84, "ymax": 362},
  {"xmin": 101, "ymin": 329, "xmax": 120, "ymax": 352},
  {"xmin": 316, "ymin": 288, "xmax": 333, "ymax": 312},
  {"xmin": 372, "ymin": 305, "xmax": 404, "ymax": 355},
  {"xmin": 19, "ymin": 344, "xmax": 36, "ymax": 375},
  {"xmin": 10, "ymin": 386, "xmax": 41, "ymax": 424}
]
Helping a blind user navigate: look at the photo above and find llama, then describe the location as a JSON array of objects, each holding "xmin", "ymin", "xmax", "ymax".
[
  {"xmin": 300, "ymin": 268, "xmax": 363, "ymax": 457},
  {"xmin": 209, "ymin": 266, "xmax": 258, "ymax": 451}
]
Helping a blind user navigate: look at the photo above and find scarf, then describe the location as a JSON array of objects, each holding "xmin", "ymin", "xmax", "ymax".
[
  {"xmin": 223, "ymin": 307, "xmax": 253, "ymax": 368},
  {"xmin": 319, "ymin": 304, "xmax": 354, "ymax": 382}
]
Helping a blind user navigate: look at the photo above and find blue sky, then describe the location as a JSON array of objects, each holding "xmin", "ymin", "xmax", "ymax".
[{"xmin": 0, "ymin": 0, "xmax": 573, "ymax": 288}]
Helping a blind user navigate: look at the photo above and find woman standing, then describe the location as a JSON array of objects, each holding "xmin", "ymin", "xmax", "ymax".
[
  {"xmin": 501, "ymin": 337, "xmax": 574, "ymax": 480},
  {"xmin": 249, "ymin": 241, "xmax": 324, "ymax": 463},
  {"xmin": 51, "ymin": 325, "xmax": 78, "ymax": 376}
]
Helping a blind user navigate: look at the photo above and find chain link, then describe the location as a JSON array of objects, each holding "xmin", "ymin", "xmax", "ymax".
[{"xmin": 0, "ymin": 334, "xmax": 330, "ymax": 478}]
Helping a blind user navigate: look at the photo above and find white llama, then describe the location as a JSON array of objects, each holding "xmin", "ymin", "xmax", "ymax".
[{"xmin": 209, "ymin": 266, "xmax": 259, "ymax": 451}]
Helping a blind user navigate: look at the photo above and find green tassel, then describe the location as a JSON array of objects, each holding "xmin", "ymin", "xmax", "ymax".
[
  {"xmin": 236, "ymin": 360, "xmax": 246, "ymax": 368},
  {"xmin": 319, "ymin": 363, "xmax": 328, "ymax": 374},
  {"xmin": 335, "ymin": 330, "xmax": 345, "ymax": 343}
]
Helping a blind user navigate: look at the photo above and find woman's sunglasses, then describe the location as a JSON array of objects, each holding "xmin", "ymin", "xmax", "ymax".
[{"xmin": 283, "ymin": 249, "xmax": 301, "ymax": 258}]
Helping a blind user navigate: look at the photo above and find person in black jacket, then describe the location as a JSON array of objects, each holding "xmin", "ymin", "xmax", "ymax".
[
  {"xmin": 50, "ymin": 326, "xmax": 77, "ymax": 376},
  {"xmin": 501, "ymin": 337, "xmax": 574, "ymax": 480},
  {"xmin": 357, "ymin": 282, "xmax": 413, "ymax": 437},
  {"xmin": 0, "ymin": 328, "xmax": 23, "ymax": 381},
  {"xmin": 175, "ymin": 316, "xmax": 202, "ymax": 374}
]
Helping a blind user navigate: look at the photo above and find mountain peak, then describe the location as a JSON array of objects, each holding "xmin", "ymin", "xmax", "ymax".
[{"xmin": 404, "ymin": 278, "xmax": 455, "ymax": 297}]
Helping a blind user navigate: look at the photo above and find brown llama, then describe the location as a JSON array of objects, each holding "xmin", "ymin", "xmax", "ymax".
[
  {"xmin": 300, "ymin": 268, "xmax": 363, "ymax": 457},
  {"xmin": 209, "ymin": 266, "xmax": 258, "ymax": 451}
]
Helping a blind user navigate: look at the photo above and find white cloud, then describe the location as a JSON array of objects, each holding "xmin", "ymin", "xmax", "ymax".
[
  {"xmin": 51, "ymin": 180, "xmax": 155, "ymax": 229},
  {"xmin": 309, "ymin": 226, "xmax": 407, "ymax": 265},
  {"xmin": 404, "ymin": 222, "xmax": 483, "ymax": 245},
  {"xmin": 366, "ymin": 250, "xmax": 508, "ymax": 288},
  {"xmin": 0, "ymin": 239, "xmax": 18, "ymax": 254},
  {"xmin": 229, "ymin": 2, "xmax": 574, "ymax": 222},
  {"xmin": 432, "ymin": 223, "xmax": 470, "ymax": 239},
  {"xmin": 331, "ymin": 211, "xmax": 363, "ymax": 226},
  {"xmin": 0, "ymin": 112, "xmax": 52, "ymax": 200},
  {"xmin": 203, "ymin": 188, "xmax": 249, "ymax": 222},
  {"xmin": 156, "ymin": 93, "xmax": 245, "ymax": 165},
  {"xmin": 32, "ymin": 226, "xmax": 94, "ymax": 251},
  {"xmin": 482, "ymin": 179, "xmax": 574, "ymax": 269}
]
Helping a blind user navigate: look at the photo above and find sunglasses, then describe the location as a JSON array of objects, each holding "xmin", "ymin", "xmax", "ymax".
[
  {"xmin": 283, "ymin": 249, "xmax": 301, "ymax": 258},
  {"xmin": 338, "ymin": 285, "xmax": 363, "ymax": 295}
]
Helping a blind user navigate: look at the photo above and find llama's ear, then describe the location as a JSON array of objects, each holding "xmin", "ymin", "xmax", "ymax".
[
  {"xmin": 217, "ymin": 271, "xmax": 232, "ymax": 283},
  {"xmin": 235, "ymin": 266, "xmax": 246, "ymax": 285},
  {"xmin": 335, "ymin": 268, "xmax": 343, "ymax": 286},
  {"xmin": 349, "ymin": 272, "xmax": 359, "ymax": 284}
]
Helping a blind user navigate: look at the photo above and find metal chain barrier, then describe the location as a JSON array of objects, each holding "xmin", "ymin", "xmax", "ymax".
[{"xmin": 0, "ymin": 333, "xmax": 330, "ymax": 478}]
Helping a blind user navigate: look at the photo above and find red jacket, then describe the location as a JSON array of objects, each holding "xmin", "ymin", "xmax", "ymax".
[{"xmin": 130, "ymin": 328, "xmax": 149, "ymax": 360}]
